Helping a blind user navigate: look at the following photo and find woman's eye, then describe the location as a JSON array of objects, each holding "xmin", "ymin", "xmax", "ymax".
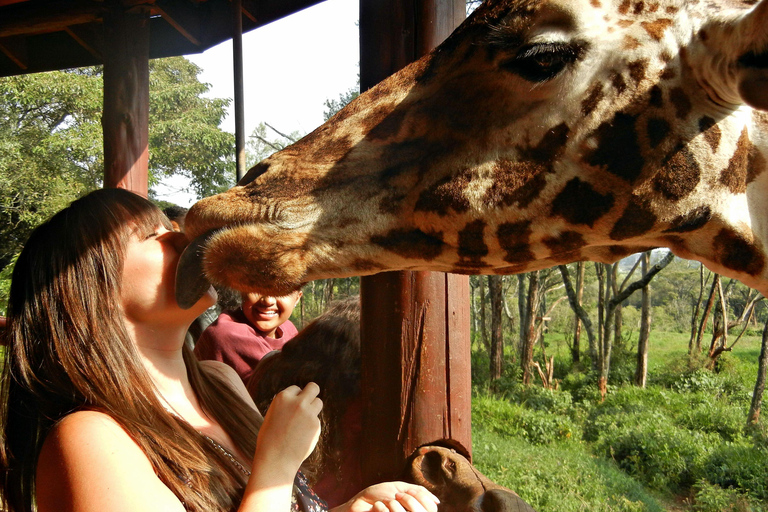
[{"xmin": 501, "ymin": 42, "xmax": 585, "ymax": 83}]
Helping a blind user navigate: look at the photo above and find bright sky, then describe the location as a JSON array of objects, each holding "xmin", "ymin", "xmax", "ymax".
[{"xmin": 154, "ymin": 0, "xmax": 360, "ymax": 206}]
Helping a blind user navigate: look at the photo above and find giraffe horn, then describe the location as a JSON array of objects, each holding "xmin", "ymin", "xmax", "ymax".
[{"xmin": 175, "ymin": 229, "xmax": 219, "ymax": 309}]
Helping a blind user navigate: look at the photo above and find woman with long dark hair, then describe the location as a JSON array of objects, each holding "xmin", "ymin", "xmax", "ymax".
[{"xmin": 0, "ymin": 188, "xmax": 438, "ymax": 512}]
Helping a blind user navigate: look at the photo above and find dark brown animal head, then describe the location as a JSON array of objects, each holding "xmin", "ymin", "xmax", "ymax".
[
  {"xmin": 404, "ymin": 445, "xmax": 536, "ymax": 512},
  {"xmin": 179, "ymin": 0, "xmax": 768, "ymax": 307}
]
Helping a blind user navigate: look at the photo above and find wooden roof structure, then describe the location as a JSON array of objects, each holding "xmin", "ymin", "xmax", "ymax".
[
  {"xmin": 1, "ymin": 0, "xmax": 472, "ymax": 485},
  {"xmin": 0, "ymin": 0, "xmax": 323, "ymax": 78}
]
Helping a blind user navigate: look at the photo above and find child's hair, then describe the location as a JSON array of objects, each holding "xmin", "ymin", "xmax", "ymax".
[
  {"xmin": 247, "ymin": 296, "xmax": 361, "ymax": 482},
  {"xmin": 0, "ymin": 188, "xmax": 262, "ymax": 512}
]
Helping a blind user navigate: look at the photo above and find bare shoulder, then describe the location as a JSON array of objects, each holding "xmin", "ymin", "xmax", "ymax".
[
  {"xmin": 199, "ymin": 360, "xmax": 261, "ymax": 413},
  {"xmin": 37, "ymin": 410, "xmax": 184, "ymax": 512}
]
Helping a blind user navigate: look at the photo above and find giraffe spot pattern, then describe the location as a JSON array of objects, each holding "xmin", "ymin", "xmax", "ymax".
[
  {"xmin": 618, "ymin": 0, "xmax": 631, "ymax": 15},
  {"xmin": 586, "ymin": 112, "xmax": 645, "ymax": 182},
  {"xmin": 649, "ymin": 85, "xmax": 664, "ymax": 107},
  {"xmin": 653, "ymin": 145, "xmax": 701, "ymax": 201},
  {"xmin": 698, "ymin": 116, "xmax": 721, "ymax": 152},
  {"xmin": 641, "ymin": 18, "xmax": 673, "ymax": 41},
  {"xmin": 611, "ymin": 73, "xmax": 627, "ymax": 94},
  {"xmin": 670, "ymin": 87, "xmax": 692, "ymax": 119},
  {"xmin": 663, "ymin": 206, "xmax": 712, "ymax": 233},
  {"xmin": 551, "ymin": 178, "xmax": 615, "ymax": 227},
  {"xmin": 747, "ymin": 139, "xmax": 767, "ymax": 185},
  {"xmin": 719, "ymin": 128, "xmax": 750, "ymax": 194},
  {"xmin": 610, "ymin": 198, "xmax": 657, "ymax": 240},
  {"xmin": 628, "ymin": 59, "xmax": 649, "ymax": 84},
  {"xmin": 415, "ymin": 168, "xmax": 473, "ymax": 215},
  {"xmin": 458, "ymin": 220, "xmax": 489, "ymax": 262},
  {"xmin": 351, "ymin": 259, "xmax": 383, "ymax": 272},
  {"xmin": 371, "ymin": 228, "xmax": 446, "ymax": 260},
  {"xmin": 581, "ymin": 83, "xmax": 604, "ymax": 116},
  {"xmin": 543, "ymin": 231, "xmax": 587, "ymax": 253},
  {"xmin": 713, "ymin": 228, "xmax": 765, "ymax": 275},
  {"xmin": 647, "ymin": 117, "xmax": 671, "ymax": 148},
  {"xmin": 497, "ymin": 221, "xmax": 534, "ymax": 264},
  {"xmin": 484, "ymin": 162, "xmax": 549, "ymax": 209}
]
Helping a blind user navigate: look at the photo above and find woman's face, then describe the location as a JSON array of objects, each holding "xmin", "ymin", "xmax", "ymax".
[{"xmin": 121, "ymin": 224, "xmax": 216, "ymax": 327}]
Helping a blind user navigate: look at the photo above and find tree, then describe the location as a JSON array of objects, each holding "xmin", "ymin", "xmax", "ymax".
[
  {"xmin": 489, "ymin": 275, "xmax": 504, "ymax": 381},
  {"xmin": 748, "ymin": 309, "xmax": 768, "ymax": 426},
  {"xmin": 634, "ymin": 251, "xmax": 652, "ymax": 387},
  {"xmin": 0, "ymin": 59, "xmax": 235, "ymax": 274}
]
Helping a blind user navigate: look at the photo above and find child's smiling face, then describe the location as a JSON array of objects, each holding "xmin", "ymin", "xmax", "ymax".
[{"xmin": 241, "ymin": 290, "xmax": 302, "ymax": 338}]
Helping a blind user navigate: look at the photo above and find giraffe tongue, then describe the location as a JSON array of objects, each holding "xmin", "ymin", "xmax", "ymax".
[{"xmin": 175, "ymin": 229, "xmax": 219, "ymax": 309}]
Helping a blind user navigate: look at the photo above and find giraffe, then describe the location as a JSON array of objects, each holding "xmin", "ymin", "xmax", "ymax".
[{"xmin": 178, "ymin": 0, "xmax": 768, "ymax": 306}]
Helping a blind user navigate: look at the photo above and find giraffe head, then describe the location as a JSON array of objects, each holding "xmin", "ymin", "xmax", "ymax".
[{"xmin": 179, "ymin": 0, "xmax": 768, "ymax": 305}]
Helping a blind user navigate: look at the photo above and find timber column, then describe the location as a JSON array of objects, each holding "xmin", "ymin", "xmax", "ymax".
[
  {"xmin": 359, "ymin": 0, "xmax": 469, "ymax": 486},
  {"xmin": 102, "ymin": 0, "xmax": 150, "ymax": 196}
]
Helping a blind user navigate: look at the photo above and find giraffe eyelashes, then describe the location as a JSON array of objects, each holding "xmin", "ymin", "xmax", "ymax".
[{"xmin": 500, "ymin": 41, "xmax": 587, "ymax": 83}]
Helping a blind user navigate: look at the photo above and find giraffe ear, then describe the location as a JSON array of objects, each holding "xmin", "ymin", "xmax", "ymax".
[{"xmin": 733, "ymin": 0, "xmax": 768, "ymax": 111}]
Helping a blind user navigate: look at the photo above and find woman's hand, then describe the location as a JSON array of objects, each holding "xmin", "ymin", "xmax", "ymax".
[
  {"xmin": 253, "ymin": 382, "xmax": 323, "ymax": 477},
  {"xmin": 336, "ymin": 482, "xmax": 440, "ymax": 512}
]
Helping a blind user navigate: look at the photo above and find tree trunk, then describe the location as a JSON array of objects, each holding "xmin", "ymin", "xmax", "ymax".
[
  {"xmin": 517, "ymin": 273, "xmax": 526, "ymax": 353},
  {"xmin": 748, "ymin": 317, "xmax": 768, "ymax": 426},
  {"xmin": 696, "ymin": 274, "xmax": 719, "ymax": 353},
  {"xmin": 573, "ymin": 262, "xmax": 585, "ymax": 363},
  {"xmin": 489, "ymin": 275, "xmax": 504, "ymax": 381},
  {"xmin": 559, "ymin": 264, "xmax": 597, "ymax": 367},
  {"xmin": 635, "ymin": 251, "xmax": 651, "ymax": 387},
  {"xmin": 521, "ymin": 271, "xmax": 540, "ymax": 386},
  {"xmin": 479, "ymin": 276, "xmax": 489, "ymax": 352},
  {"xmin": 689, "ymin": 265, "xmax": 706, "ymax": 354}
]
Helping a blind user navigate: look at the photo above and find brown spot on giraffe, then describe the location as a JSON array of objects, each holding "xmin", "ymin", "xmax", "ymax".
[
  {"xmin": 648, "ymin": 3, "xmax": 659, "ymax": 12},
  {"xmin": 653, "ymin": 145, "xmax": 701, "ymax": 201},
  {"xmin": 551, "ymin": 178, "xmax": 615, "ymax": 227},
  {"xmin": 484, "ymin": 163, "xmax": 548, "ymax": 209},
  {"xmin": 647, "ymin": 117, "xmax": 671, "ymax": 148},
  {"xmin": 649, "ymin": 85, "xmax": 664, "ymax": 107},
  {"xmin": 618, "ymin": 19, "xmax": 634, "ymax": 28},
  {"xmin": 747, "ymin": 141, "xmax": 767, "ymax": 185},
  {"xmin": 665, "ymin": 5, "xmax": 679, "ymax": 14},
  {"xmin": 699, "ymin": 116, "xmax": 721, "ymax": 152},
  {"xmin": 581, "ymin": 83, "xmax": 604, "ymax": 116},
  {"xmin": 497, "ymin": 221, "xmax": 534, "ymax": 264},
  {"xmin": 610, "ymin": 198, "xmax": 657, "ymax": 240},
  {"xmin": 628, "ymin": 59, "xmax": 649, "ymax": 83},
  {"xmin": 663, "ymin": 206, "xmax": 712, "ymax": 233},
  {"xmin": 458, "ymin": 220, "xmax": 489, "ymax": 264},
  {"xmin": 371, "ymin": 228, "xmax": 446, "ymax": 260},
  {"xmin": 618, "ymin": 0, "xmax": 632, "ymax": 15},
  {"xmin": 415, "ymin": 168, "xmax": 474, "ymax": 215},
  {"xmin": 586, "ymin": 112, "xmax": 645, "ymax": 182},
  {"xmin": 623, "ymin": 36, "xmax": 641, "ymax": 50},
  {"xmin": 543, "ymin": 231, "xmax": 587, "ymax": 253},
  {"xmin": 633, "ymin": 1, "xmax": 645, "ymax": 15},
  {"xmin": 670, "ymin": 87, "xmax": 693, "ymax": 119},
  {"xmin": 713, "ymin": 228, "xmax": 765, "ymax": 276},
  {"xmin": 611, "ymin": 72, "xmax": 627, "ymax": 94},
  {"xmin": 590, "ymin": 0, "xmax": 601, "ymax": 7},
  {"xmin": 641, "ymin": 18, "xmax": 673, "ymax": 40},
  {"xmin": 719, "ymin": 128, "xmax": 750, "ymax": 194},
  {"xmin": 660, "ymin": 67, "xmax": 676, "ymax": 80}
]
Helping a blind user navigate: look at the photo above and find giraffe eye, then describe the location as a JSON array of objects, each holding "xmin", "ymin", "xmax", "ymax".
[{"xmin": 501, "ymin": 42, "xmax": 586, "ymax": 83}]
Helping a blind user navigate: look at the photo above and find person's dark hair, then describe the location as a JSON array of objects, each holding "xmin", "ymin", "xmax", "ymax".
[
  {"xmin": 162, "ymin": 204, "xmax": 188, "ymax": 230},
  {"xmin": 247, "ymin": 296, "xmax": 360, "ymax": 483},
  {"xmin": 0, "ymin": 188, "xmax": 261, "ymax": 512}
]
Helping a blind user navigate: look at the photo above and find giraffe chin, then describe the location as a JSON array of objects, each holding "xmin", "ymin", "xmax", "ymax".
[{"xmin": 202, "ymin": 224, "xmax": 312, "ymax": 298}]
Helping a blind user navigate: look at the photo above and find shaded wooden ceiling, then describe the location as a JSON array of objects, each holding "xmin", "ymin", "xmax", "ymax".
[{"xmin": 0, "ymin": 0, "xmax": 325, "ymax": 77}]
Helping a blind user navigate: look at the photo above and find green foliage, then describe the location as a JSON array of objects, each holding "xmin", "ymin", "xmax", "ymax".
[
  {"xmin": 0, "ymin": 253, "xmax": 15, "ymax": 316},
  {"xmin": 0, "ymin": 59, "xmax": 235, "ymax": 274},
  {"xmin": 692, "ymin": 480, "xmax": 766, "ymax": 512},
  {"xmin": 704, "ymin": 444, "xmax": 768, "ymax": 501}
]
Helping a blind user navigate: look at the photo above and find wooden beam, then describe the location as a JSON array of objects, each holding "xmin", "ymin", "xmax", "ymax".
[
  {"xmin": 0, "ymin": 38, "xmax": 26, "ymax": 69},
  {"xmin": 359, "ymin": 0, "xmax": 468, "ymax": 485},
  {"xmin": 233, "ymin": 0, "xmax": 246, "ymax": 181},
  {"xmin": 153, "ymin": 3, "xmax": 201, "ymax": 47},
  {"xmin": 102, "ymin": 1, "xmax": 149, "ymax": 196},
  {"xmin": 0, "ymin": 3, "xmax": 103, "ymax": 39},
  {"xmin": 64, "ymin": 26, "xmax": 102, "ymax": 61}
]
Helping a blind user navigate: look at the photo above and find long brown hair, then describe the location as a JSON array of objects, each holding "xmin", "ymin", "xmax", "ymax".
[
  {"xmin": 0, "ymin": 188, "xmax": 262, "ymax": 512},
  {"xmin": 247, "ymin": 296, "xmax": 361, "ymax": 483}
]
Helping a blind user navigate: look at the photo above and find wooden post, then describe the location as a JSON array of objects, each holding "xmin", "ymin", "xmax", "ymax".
[
  {"xmin": 102, "ymin": 0, "xmax": 149, "ymax": 196},
  {"xmin": 359, "ymin": 0, "xmax": 468, "ymax": 486},
  {"xmin": 233, "ymin": 0, "xmax": 247, "ymax": 181}
]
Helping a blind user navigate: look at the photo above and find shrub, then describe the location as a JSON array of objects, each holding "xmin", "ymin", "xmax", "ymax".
[
  {"xmin": 692, "ymin": 480, "xmax": 766, "ymax": 512},
  {"xmin": 704, "ymin": 444, "xmax": 768, "ymax": 501}
]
